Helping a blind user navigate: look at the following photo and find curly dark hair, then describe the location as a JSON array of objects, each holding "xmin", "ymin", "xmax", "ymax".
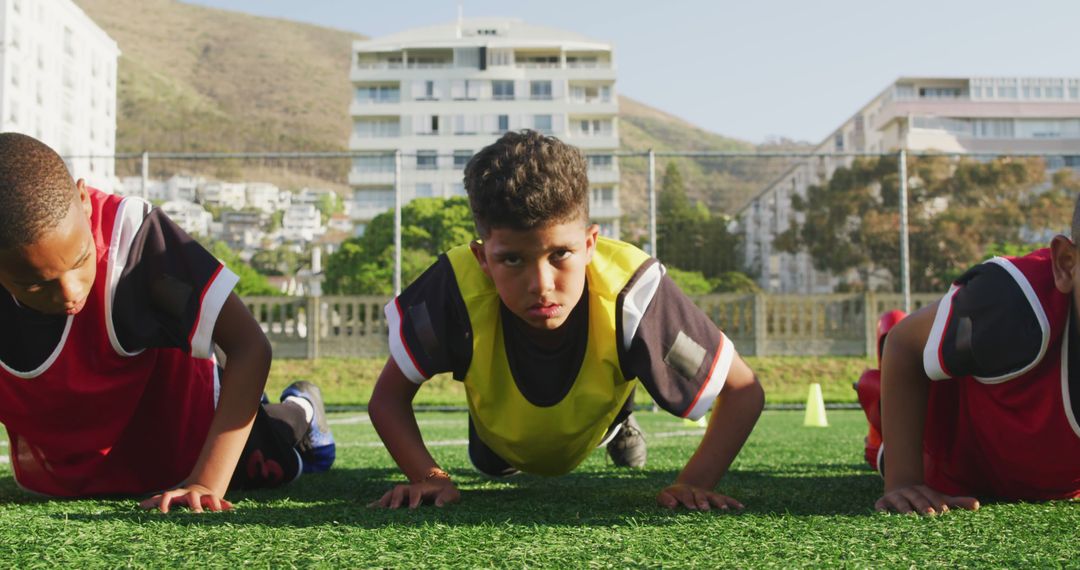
[
  {"xmin": 0, "ymin": 133, "xmax": 77, "ymax": 249},
  {"xmin": 463, "ymin": 129, "xmax": 589, "ymax": 237}
]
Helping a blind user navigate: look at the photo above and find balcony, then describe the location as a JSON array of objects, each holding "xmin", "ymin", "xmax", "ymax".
[
  {"xmin": 348, "ymin": 170, "xmax": 395, "ymax": 186},
  {"xmin": 587, "ymin": 167, "xmax": 620, "ymax": 184},
  {"xmin": 590, "ymin": 203, "xmax": 621, "ymax": 220}
]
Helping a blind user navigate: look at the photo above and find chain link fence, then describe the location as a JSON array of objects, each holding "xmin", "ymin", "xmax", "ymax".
[{"xmin": 64, "ymin": 148, "xmax": 1079, "ymax": 356}]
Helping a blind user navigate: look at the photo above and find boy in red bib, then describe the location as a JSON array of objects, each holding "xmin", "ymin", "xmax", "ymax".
[
  {"xmin": 0, "ymin": 133, "xmax": 334, "ymax": 512},
  {"xmin": 368, "ymin": 130, "xmax": 764, "ymax": 510},
  {"xmin": 871, "ymin": 200, "xmax": 1080, "ymax": 513}
]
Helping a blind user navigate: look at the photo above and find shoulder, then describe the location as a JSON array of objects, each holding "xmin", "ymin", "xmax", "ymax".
[{"xmin": 924, "ymin": 254, "xmax": 1052, "ymax": 382}]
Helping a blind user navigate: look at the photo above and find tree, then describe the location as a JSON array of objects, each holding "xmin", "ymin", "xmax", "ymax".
[
  {"xmin": 324, "ymin": 197, "xmax": 476, "ymax": 295},
  {"xmin": 250, "ymin": 248, "xmax": 303, "ymax": 276},
  {"xmin": 656, "ymin": 162, "xmax": 741, "ymax": 278},
  {"xmin": 315, "ymin": 192, "xmax": 344, "ymax": 224},
  {"xmin": 206, "ymin": 241, "xmax": 281, "ymax": 296},
  {"xmin": 775, "ymin": 155, "xmax": 1053, "ymax": 292}
]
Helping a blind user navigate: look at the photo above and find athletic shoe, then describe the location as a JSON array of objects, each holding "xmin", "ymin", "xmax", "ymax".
[
  {"xmin": 280, "ymin": 380, "xmax": 336, "ymax": 474},
  {"xmin": 606, "ymin": 414, "xmax": 647, "ymax": 468}
]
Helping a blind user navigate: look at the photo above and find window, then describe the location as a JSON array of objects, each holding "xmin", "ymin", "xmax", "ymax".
[
  {"xmin": 919, "ymin": 87, "xmax": 962, "ymax": 99},
  {"xmin": 587, "ymin": 155, "xmax": 614, "ymax": 171},
  {"xmin": 416, "ymin": 150, "xmax": 438, "ymax": 170},
  {"xmin": 356, "ymin": 85, "xmax": 400, "ymax": 103},
  {"xmin": 453, "ymin": 150, "xmax": 473, "ymax": 169},
  {"xmin": 425, "ymin": 81, "xmax": 435, "ymax": 99},
  {"xmin": 534, "ymin": 115, "xmax": 553, "ymax": 134},
  {"xmin": 354, "ymin": 189, "xmax": 395, "ymax": 210},
  {"xmin": 833, "ymin": 132, "xmax": 844, "ymax": 151},
  {"xmin": 63, "ymin": 27, "xmax": 74, "ymax": 56},
  {"xmin": 430, "ymin": 115, "xmax": 439, "ymax": 134},
  {"xmin": 415, "ymin": 183, "xmax": 434, "ymax": 198},
  {"xmin": 353, "ymin": 154, "xmax": 395, "ymax": 173},
  {"xmin": 354, "ymin": 118, "xmax": 400, "ymax": 138},
  {"xmin": 530, "ymin": 81, "xmax": 552, "ymax": 100},
  {"xmin": 590, "ymin": 187, "xmax": 615, "ymax": 208},
  {"xmin": 492, "ymin": 80, "xmax": 514, "ymax": 100},
  {"xmin": 498, "ymin": 114, "xmax": 509, "ymax": 132}
]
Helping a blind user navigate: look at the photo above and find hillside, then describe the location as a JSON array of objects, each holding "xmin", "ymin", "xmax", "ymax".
[
  {"xmin": 75, "ymin": 0, "xmax": 804, "ymax": 208},
  {"xmin": 75, "ymin": 0, "xmax": 364, "ymax": 188}
]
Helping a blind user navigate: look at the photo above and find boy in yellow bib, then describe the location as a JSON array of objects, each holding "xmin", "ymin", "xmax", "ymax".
[{"xmin": 369, "ymin": 130, "xmax": 764, "ymax": 510}]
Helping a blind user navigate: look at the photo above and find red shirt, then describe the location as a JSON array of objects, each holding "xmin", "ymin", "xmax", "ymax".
[
  {"xmin": 0, "ymin": 189, "xmax": 238, "ymax": 496},
  {"xmin": 922, "ymin": 249, "xmax": 1080, "ymax": 500}
]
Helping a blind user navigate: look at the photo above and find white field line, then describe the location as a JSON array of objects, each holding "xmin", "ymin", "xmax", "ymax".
[{"xmin": 338, "ymin": 428, "xmax": 706, "ymax": 448}]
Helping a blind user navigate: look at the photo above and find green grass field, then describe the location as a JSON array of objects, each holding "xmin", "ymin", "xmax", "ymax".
[{"xmin": 1, "ymin": 408, "xmax": 1078, "ymax": 567}]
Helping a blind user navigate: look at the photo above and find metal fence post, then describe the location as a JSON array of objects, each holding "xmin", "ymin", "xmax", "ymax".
[
  {"xmin": 306, "ymin": 296, "xmax": 320, "ymax": 359},
  {"xmin": 864, "ymin": 291, "xmax": 876, "ymax": 357},
  {"xmin": 393, "ymin": 149, "xmax": 402, "ymax": 296},
  {"xmin": 647, "ymin": 149, "xmax": 657, "ymax": 258},
  {"xmin": 140, "ymin": 151, "xmax": 149, "ymax": 200},
  {"xmin": 753, "ymin": 292, "xmax": 767, "ymax": 357},
  {"xmin": 898, "ymin": 149, "xmax": 911, "ymax": 313}
]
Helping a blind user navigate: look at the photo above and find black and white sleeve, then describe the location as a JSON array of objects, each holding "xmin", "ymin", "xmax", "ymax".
[
  {"xmin": 383, "ymin": 255, "xmax": 473, "ymax": 384},
  {"xmin": 111, "ymin": 204, "xmax": 239, "ymax": 359},
  {"xmin": 922, "ymin": 260, "xmax": 1045, "ymax": 382},
  {"xmin": 619, "ymin": 261, "xmax": 736, "ymax": 421}
]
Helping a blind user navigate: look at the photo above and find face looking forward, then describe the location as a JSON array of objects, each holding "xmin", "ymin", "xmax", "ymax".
[
  {"xmin": 471, "ymin": 218, "xmax": 599, "ymax": 337},
  {"xmin": 0, "ymin": 180, "xmax": 96, "ymax": 315}
]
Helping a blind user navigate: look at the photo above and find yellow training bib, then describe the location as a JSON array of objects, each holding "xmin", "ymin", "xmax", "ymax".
[{"xmin": 446, "ymin": 237, "xmax": 650, "ymax": 475}]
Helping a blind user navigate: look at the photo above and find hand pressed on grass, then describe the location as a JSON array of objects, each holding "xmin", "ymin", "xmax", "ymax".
[
  {"xmin": 139, "ymin": 483, "xmax": 233, "ymax": 514},
  {"xmin": 370, "ymin": 469, "xmax": 461, "ymax": 509},
  {"xmin": 657, "ymin": 482, "xmax": 744, "ymax": 512},
  {"xmin": 875, "ymin": 483, "xmax": 979, "ymax": 515}
]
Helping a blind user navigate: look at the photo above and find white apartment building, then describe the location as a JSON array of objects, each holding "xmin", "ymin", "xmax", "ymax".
[
  {"xmin": 737, "ymin": 76, "xmax": 1080, "ymax": 293},
  {"xmin": 282, "ymin": 203, "xmax": 324, "ymax": 242},
  {"xmin": 349, "ymin": 18, "xmax": 621, "ymax": 236},
  {"xmin": 246, "ymin": 182, "xmax": 284, "ymax": 214},
  {"xmin": 0, "ymin": 0, "xmax": 118, "ymax": 190},
  {"xmin": 199, "ymin": 181, "xmax": 247, "ymax": 210},
  {"xmin": 161, "ymin": 200, "xmax": 212, "ymax": 237}
]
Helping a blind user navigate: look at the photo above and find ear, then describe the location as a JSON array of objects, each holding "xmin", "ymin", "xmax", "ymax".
[
  {"xmin": 1050, "ymin": 234, "xmax": 1077, "ymax": 294},
  {"xmin": 469, "ymin": 239, "xmax": 492, "ymax": 278},
  {"xmin": 583, "ymin": 224, "xmax": 600, "ymax": 264},
  {"xmin": 75, "ymin": 179, "xmax": 91, "ymax": 220}
]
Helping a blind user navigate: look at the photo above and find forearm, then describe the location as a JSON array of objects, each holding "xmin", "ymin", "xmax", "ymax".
[
  {"xmin": 676, "ymin": 379, "xmax": 764, "ymax": 489},
  {"xmin": 185, "ymin": 339, "xmax": 271, "ymax": 496},
  {"xmin": 880, "ymin": 343, "xmax": 930, "ymax": 491},
  {"xmin": 369, "ymin": 375, "xmax": 442, "ymax": 483}
]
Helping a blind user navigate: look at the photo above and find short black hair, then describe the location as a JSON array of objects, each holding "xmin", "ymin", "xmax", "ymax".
[
  {"xmin": 0, "ymin": 133, "xmax": 76, "ymax": 249},
  {"xmin": 463, "ymin": 129, "xmax": 589, "ymax": 237}
]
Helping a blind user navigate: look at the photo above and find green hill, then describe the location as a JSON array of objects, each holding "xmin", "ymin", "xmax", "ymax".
[{"xmin": 76, "ymin": 0, "xmax": 806, "ymax": 208}]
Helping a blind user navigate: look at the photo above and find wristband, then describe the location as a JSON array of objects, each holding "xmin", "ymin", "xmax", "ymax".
[{"xmin": 422, "ymin": 467, "xmax": 451, "ymax": 483}]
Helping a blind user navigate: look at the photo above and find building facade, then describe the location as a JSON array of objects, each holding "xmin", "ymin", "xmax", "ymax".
[
  {"xmin": 349, "ymin": 18, "xmax": 620, "ymax": 236},
  {"xmin": 0, "ymin": 0, "xmax": 118, "ymax": 190},
  {"xmin": 737, "ymin": 76, "xmax": 1080, "ymax": 293}
]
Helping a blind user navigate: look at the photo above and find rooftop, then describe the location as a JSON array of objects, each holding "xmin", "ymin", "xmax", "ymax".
[{"xmin": 354, "ymin": 18, "xmax": 611, "ymax": 52}]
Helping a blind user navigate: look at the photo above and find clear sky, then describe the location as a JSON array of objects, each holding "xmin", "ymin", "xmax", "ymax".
[{"xmin": 184, "ymin": 0, "xmax": 1080, "ymax": 144}]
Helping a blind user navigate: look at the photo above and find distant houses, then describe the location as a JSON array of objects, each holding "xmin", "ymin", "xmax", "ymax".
[{"xmin": 116, "ymin": 176, "xmax": 353, "ymax": 270}]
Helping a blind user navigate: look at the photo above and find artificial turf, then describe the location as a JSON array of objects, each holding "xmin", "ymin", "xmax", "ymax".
[{"xmin": 1, "ymin": 409, "xmax": 1077, "ymax": 567}]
